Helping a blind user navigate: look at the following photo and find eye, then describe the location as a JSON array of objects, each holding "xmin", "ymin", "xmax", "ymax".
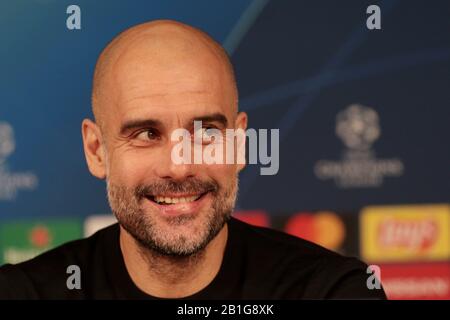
[
  {"xmin": 193, "ymin": 126, "xmax": 224, "ymax": 146},
  {"xmin": 194, "ymin": 126, "xmax": 218, "ymax": 140},
  {"xmin": 135, "ymin": 128, "xmax": 160, "ymax": 141},
  {"xmin": 202, "ymin": 127, "xmax": 217, "ymax": 138}
]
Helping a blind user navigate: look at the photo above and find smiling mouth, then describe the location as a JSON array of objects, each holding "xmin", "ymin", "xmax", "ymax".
[{"xmin": 146, "ymin": 192, "xmax": 209, "ymax": 205}]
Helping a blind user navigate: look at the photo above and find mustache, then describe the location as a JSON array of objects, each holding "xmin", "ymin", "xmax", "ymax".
[{"xmin": 134, "ymin": 178, "xmax": 219, "ymax": 199}]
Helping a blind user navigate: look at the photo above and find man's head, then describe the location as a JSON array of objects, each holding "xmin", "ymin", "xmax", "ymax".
[{"xmin": 82, "ymin": 20, "xmax": 247, "ymax": 256}]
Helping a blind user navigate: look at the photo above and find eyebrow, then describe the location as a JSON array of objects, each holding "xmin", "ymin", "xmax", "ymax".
[
  {"xmin": 119, "ymin": 112, "xmax": 229, "ymax": 136},
  {"xmin": 191, "ymin": 113, "xmax": 228, "ymax": 127},
  {"xmin": 119, "ymin": 118, "xmax": 163, "ymax": 136}
]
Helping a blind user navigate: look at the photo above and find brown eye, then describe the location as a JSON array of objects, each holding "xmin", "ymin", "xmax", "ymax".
[
  {"xmin": 193, "ymin": 126, "xmax": 223, "ymax": 145},
  {"xmin": 136, "ymin": 129, "xmax": 160, "ymax": 141}
]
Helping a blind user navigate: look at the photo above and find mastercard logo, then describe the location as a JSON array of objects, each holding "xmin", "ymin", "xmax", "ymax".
[{"xmin": 285, "ymin": 212, "xmax": 346, "ymax": 250}]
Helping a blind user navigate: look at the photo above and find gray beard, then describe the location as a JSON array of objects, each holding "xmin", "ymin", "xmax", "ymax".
[{"xmin": 106, "ymin": 178, "xmax": 237, "ymax": 257}]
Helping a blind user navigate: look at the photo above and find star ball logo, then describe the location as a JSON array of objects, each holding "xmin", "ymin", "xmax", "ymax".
[
  {"xmin": 0, "ymin": 121, "xmax": 38, "ymax": 200},
  {"xmin": 335, "ymin": 104, "xmax": 380, "ymax": 151},
  {"xmin": 314, "ymin": 104, "xmax": 404, "ymax": 189}
]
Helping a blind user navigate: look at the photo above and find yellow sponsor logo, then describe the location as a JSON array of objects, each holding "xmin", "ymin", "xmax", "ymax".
[{"xmin": 361, "ymin": 204, "xmax": 450, "ymax": 262}]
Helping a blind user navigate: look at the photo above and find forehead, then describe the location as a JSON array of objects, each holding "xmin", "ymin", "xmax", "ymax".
[{"xmin": 105, "ymin": 41, "xmax": 235, "ymax": 127}]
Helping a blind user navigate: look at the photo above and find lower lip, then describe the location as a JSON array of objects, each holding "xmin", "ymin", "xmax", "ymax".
[{"xmin": 144, "ymin": 193, "xmax": 210, "ymax": 216}]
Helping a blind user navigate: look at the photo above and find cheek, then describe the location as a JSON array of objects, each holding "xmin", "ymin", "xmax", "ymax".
[
  {"xmin": 108, "ymin": 150, "xmax": 155, "ymax": 187},
  {"xmin": 203, "ymin": 163, "xmax": 238, "ymax": 188}
]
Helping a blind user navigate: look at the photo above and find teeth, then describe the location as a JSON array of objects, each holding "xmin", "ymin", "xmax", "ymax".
[{"xmin": 154, "ymin": 195, "xmax": 201, "ymax": 204}]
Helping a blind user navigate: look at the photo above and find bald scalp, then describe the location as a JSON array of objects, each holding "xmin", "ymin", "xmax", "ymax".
[{"xmin": 91, "ymin": 20, "xmax": 238, "ymax": 129}]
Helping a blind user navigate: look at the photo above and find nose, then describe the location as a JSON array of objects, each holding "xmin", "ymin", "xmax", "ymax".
[{"xmin": 154, "ymin": 140, "xmax": 195, "ymax": 180}]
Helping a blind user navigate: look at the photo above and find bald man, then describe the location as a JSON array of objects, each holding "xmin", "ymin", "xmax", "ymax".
[{"xmin": 0, "ymin": 20, "xmax": 386, "ymax": 300}]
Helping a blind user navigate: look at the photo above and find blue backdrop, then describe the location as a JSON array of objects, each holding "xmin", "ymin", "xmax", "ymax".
[{"xmin": 1, "ymin": 0, "xmax": 449, "ymax": 218}]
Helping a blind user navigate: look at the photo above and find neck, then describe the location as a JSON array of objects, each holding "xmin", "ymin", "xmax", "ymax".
[{"xmin": 119, "ymin": 224, "xmax": 228, "ymax": 298}]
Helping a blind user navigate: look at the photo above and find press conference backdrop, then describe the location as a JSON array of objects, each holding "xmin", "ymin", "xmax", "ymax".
[{"xmin": 1, "ymin": 0, "xmax": 449, "ymax": 299}]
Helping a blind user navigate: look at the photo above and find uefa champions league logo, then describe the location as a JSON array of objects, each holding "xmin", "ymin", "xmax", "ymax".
[
  {"xmin": 314, "ymin": 104, "xmax": 404, "ymax": 189},
  {"xmin": 336, "ymin": 104, "xmax": 380, "ymax": 151},
  {"xmin": 0, "ymin": 121, "xmax": 38, "ymax": 200}
]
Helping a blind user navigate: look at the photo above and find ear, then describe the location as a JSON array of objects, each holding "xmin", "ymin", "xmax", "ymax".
[
  {"xmin": 81, "ymin": 119, "xmax": 107, "ymax": 179},
  {"xmin": 235, "ymin": 112, "xmax": 248, "ymax": 172}
]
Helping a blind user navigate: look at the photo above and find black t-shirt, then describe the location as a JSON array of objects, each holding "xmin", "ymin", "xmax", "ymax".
[{"xmin": 0, "ymin": 217, "xmax": 386, "ymax": 299}]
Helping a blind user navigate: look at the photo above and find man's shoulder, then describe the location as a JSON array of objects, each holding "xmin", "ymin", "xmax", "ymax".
[
  {"xmin": 229, "ymin": 216, "xmax": 363, "ymax": 275},
  {"xmin": 229, "ymin": 217, "xmax": 386, "ymax": 299},
  {"xmin": 0, "ymin": 223, "xmax": 119, "ymax": 299}
]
